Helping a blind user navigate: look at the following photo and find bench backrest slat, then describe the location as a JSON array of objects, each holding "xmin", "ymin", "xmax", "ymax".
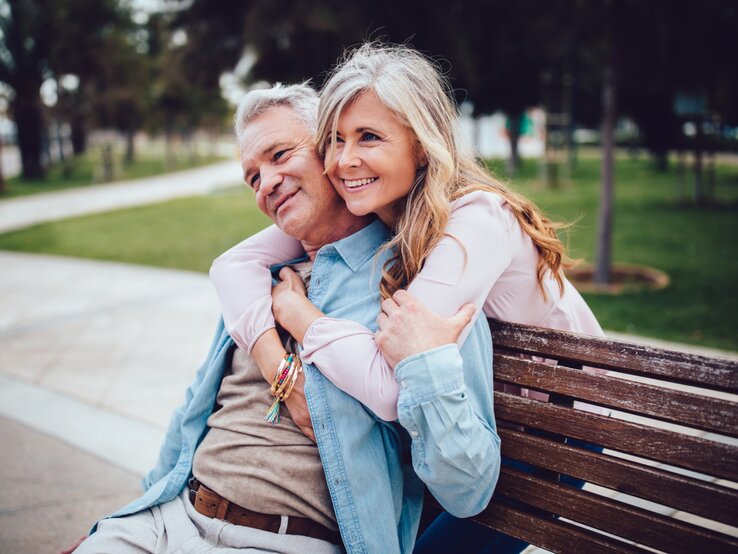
[
  {"xmin": 466, "ymin": 499, "xmax": 650, "ymax": 553},
  {"xmin": 494, "ymin": 467, "xmax": 738, "ymax": 553},
  {"xmin": 498, "ymin": 427, "xmax": 738, "ymax": 527},
  {"xmin": 490, "ymin": 320, "xmax": 738, "ymax": 393},
  {"xmin": 495, "ymin": 353, "xmax": 738, "ymax": 437},
  {"xmin": 495, "ymin": 392, "xmax": 738, "ymax": 481}
]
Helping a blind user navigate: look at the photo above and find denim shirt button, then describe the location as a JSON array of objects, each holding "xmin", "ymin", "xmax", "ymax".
[{"xmin": 410, "ymin": 430, "xmax": 419, "ymax": 438}]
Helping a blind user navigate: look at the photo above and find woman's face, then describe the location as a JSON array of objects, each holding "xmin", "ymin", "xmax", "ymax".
[{"xmin": 325, "ymin": 90, "xmax": 421, "ymax": 227}]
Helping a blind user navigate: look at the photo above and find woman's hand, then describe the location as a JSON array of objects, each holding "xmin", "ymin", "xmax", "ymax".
[{"xmin": 375, "ymin": 289, "xmax": 476, "ymax": 368}]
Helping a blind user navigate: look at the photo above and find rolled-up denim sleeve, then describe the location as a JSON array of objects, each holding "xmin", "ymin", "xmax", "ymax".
[{"xmin": 395, "ymin": 344, "xmax": 501, "ymax": 518}]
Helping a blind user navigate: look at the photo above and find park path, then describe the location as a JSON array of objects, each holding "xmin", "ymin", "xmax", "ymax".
[
  {"xmin": 0, "ymin": 160, "xmax": 240, "ymax": 552},
  {"xmin": 0, "ymin": 158, "xmax": 242, "ymax": 233}
]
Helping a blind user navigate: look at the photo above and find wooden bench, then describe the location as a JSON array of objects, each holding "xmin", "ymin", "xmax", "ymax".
[{"xmin": 428, "ymin": 319, "xmax": 738, "ymax": 553}]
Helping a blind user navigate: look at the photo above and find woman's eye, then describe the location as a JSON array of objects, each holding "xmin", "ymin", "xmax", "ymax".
[{"xmin": 361, "ymin": 132, "xmax": 379, "ymax": 141}]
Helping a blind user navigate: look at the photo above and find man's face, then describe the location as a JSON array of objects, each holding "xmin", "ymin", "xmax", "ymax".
[{"xmin": 240, "ymin": 106, "xmax": 348, "ymax": 244}]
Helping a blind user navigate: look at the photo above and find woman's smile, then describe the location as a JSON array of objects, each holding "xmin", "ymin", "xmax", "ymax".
[{"xmin": 342, "ymin": 176, "xmax": 379, "ymax": 189}]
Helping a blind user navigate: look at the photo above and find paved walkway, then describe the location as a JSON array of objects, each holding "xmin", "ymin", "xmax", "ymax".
[
  {"xmin": 0, "ymin": 159, "xmax": 242, "ymax": 233},
  {"xmin": 0, "ymin": 252, "xmax": 220, "ymax": 552}
]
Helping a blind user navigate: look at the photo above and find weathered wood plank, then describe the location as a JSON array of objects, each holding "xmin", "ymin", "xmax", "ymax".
[
  {"xmin": 494, "ymin": 393, "xmax": 738, "ymax": 481},
  {"xmin": 495, "ymin": 467, "xmax": 738, "ymax": 553},
  {"xmin": 424, "ymin": 494, "xmax": 648, "ymax": 553},
  {"xmin": 498, "ymin": 427, "xmax": 738, "ymax": 527},
  {"xmin": 489, "ymin": 319, "xmax": 738, "ymax": 393},
  {"xmin": 494, "ymin": 353, "xmax": 738, "ymax": 437}
]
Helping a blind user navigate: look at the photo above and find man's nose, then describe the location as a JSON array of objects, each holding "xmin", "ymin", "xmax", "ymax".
[{"xmin": 260, "ymin": 167, "xmax": 283, "ymax": 196}]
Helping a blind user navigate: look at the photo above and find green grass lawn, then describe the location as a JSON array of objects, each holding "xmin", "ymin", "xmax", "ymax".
[
  {"xmin": 0, "ymin": 150, "xmax": 230, "ymax": 199},
  {"xmin": 0, "ymin": 187, "xmax": 270, "ymax": 273},
  {"xmin": 488, "ymin": 153, "xmax": 738, "ymax": 351},
  {"xmin": 0, "ymin": 154, "xmax": 736, "ymax": 351}
]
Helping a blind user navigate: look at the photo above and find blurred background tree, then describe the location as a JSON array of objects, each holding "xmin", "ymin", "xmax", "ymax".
[{"xmin": 1, "ymin": 0, "xmax": 737, "ymax": 285}]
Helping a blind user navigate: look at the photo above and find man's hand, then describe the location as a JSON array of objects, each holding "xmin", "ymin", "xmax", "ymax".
[
  {"xmin": 375, "ymin": 290, "xmax": 476, "ymax": 368},
  {"xmin": 271, "ymin": 267, "xmax": 323, "ymax": 344},
  {"xmin": 59, "ymin": 535, "xmax": 87, "ymax": 554},
  {"xmin": 284, "ymin": 370, "xmax": 315, "ymax": 442},
  {"xmin": 272, "ymin": 267, "xmax": 308, "ymax": 318}
]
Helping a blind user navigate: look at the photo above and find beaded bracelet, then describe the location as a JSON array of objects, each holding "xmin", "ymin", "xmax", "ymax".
[{"xmin": 265, "ymin": 352, "xmax": 302, "ymax": 424}]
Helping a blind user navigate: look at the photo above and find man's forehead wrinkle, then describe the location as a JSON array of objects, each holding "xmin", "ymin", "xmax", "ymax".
[{"xmin": 240, "ymin": 129, "xmax": 280, "ymax": 177}]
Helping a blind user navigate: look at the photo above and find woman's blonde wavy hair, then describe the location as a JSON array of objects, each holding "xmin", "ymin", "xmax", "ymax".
[{"xmin": 317, "ymin": 43, "xmax": 574, "ymax": 301}]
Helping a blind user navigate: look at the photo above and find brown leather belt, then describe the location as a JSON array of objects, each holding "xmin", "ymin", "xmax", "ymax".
[{"xmin": 188, "ymin": 478, "xmax": 340, "ymax": 545}]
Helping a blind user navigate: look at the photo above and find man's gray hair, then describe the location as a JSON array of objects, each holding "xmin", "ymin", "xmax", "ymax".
[{"xmin": 234, "ymin": 82, "xmax": 319, "ymax": 145}]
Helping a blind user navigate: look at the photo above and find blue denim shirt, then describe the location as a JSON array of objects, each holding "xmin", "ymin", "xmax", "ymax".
[{"xmin": 95, "ymin": 220, "xmax": 500, "ymax": 553}]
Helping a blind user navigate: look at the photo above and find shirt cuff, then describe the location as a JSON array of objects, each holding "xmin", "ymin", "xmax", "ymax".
[{"xmin": 395, "ymin": 344, "xmax": 465, "ymax": 405}]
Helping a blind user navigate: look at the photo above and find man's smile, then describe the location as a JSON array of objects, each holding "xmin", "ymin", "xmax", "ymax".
[{"xmin": 272, "ymin": 190, "xmax": 299, "ymax": 215}]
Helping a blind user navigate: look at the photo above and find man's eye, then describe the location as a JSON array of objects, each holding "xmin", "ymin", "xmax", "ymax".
[
  {"xmin": 361, "ymin": 132, "xmax": 379, "ymax": 141},
  {"xmin": 273, "ymin": 149, "xmax": 288, "ymax": 161},
  {"xmin": 250, "ymin": 173, "xmax": 260, "ymax": 188}
]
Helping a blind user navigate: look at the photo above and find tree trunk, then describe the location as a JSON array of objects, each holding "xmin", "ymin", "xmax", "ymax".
[
  {"xmin": 507, "ymin": 112, "xmax": 522, "ymax": 176},
  {"xmin": 0, "ymin": 139, "xmax": 5, "ymax": 193},
  {"xmin": 70, "ymin": 115, "xmax": 87, "ymax": 155},
  {"xmin": 676, "ymin": 148, "xmax": 686, "ymax": 202},
  {"xmin": 694, "ymin": 117, "xmax": 704, "ymax": 204},
  {"xmin": 653, "ymin": 150, "xmax": 668, "ymax": 172},
  {"xmin": 13, "ymin": 96, "xmax": 46, "ymax": 180},
  {"xmin": 54, "ymin": 119, "xmax": 65, "ymax": 163},
  {"xmin": 595, "ymin": 62, "xmax": 616, "ymax": 285},
  {"xmin": 125, "ymin": 130, "xmax": 135, "ymax": 165}
]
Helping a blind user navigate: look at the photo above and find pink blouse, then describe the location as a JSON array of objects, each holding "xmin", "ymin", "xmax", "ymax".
[{"xmin": 210, "ymin": 191, "xmax": 604, "ymax": 421}]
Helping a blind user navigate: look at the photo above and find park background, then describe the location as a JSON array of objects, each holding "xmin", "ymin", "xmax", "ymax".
[
  {"xmin": 0, "ymin": 0, "xmax": 737, "ymax": 552},
  {"xmin": 2, "ymin": 0, "xmax": 737, "ymax": 350}
]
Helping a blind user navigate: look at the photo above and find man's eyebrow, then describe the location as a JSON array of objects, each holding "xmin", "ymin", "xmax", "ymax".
[
  {"xmin": 260, "ymin": 141, "xmax": 282, "ymax": 156},
  {"xmin": 242, "ymin": 141, "xmax": 287, "ymax": 182}
]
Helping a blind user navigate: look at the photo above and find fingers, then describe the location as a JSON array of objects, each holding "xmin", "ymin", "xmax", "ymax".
[
  {"xmin": 391, "ymin": 289, "xmax": 414, "ymax": 306},
  {"xmin": 279, "ymin": 266, "xmax": 298, "ymax": 282},
  {"xmin": 301, "ymin": 425, "xmax": 316, "ymax": 443},
  {"xmin": 381, "ymin": 297, "xmax": 400, "ymax": 316},
  {"xmin": 448, "ymin": 303, "xmax": 476, "ymax": 335},
  {"xmin": 376, "ymin": 312, "xmax": 388, "ymax": 330}
]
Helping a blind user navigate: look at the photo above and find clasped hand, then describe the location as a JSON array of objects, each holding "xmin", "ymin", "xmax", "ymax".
[{"xmin": 375, "ymin": 289, "xmax": 477, "ymax": 368}]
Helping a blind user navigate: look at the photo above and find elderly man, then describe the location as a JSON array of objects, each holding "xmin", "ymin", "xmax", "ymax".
[{"xmin": 71, "ymin": 83, "xmax": 500, "ymax": 554}]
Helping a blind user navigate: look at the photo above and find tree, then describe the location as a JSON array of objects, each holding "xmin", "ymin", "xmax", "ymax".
[
  {"xmin": 0, "ymin": 0, "xmax": 132, "ymax": 178},
  {"xmin": 0, "ymin": 0, "xmax": 52, "ymax": 178}
]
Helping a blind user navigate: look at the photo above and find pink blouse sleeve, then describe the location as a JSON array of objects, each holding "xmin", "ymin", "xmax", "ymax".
[
  {"xmin": 209, "ymin": 224, "xmax": 304, "ymax": 353},
  {"xmin": 302, "ymin": 191, "xmax": 512, "ymax": 420}
]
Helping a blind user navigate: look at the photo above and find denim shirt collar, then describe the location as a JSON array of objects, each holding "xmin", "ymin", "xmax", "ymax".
[{"xmin": 329, "ymin": 219, "xmax": 392, "ymax": 272}]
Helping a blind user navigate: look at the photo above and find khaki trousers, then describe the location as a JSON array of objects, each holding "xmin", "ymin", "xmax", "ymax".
[{"xmin": 75, "ymin": 490, "xmax": 343, "ymax": 554}]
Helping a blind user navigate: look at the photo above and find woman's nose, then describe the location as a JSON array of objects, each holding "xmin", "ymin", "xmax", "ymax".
[{"xmin": 337, "ymin": 142, "xmax": 361, "ymax": 169}]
